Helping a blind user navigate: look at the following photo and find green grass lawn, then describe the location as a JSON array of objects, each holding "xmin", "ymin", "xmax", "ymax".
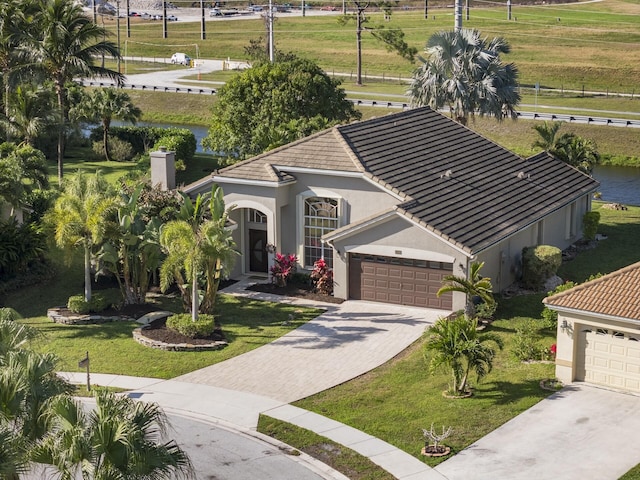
[{"xmin": 263, "ymin": 204, "xmax": 640, "ymax": 468}]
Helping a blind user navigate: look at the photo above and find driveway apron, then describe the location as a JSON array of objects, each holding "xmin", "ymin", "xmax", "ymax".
[{"xmin": 435, "ymin": 384, "xmax": 640, "ymax": 480}]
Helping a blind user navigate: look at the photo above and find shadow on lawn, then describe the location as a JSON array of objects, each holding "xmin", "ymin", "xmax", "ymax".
[{"xmin": 474, "ymin": 379, "xmax": 553, "ymax": 405}]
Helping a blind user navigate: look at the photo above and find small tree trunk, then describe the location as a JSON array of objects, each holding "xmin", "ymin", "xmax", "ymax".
[
  {"xmin": 191, "ymin": 268, "xmax": 199, "ymax": 321},
  {"xmin": 84, "ymin": 245, "xmax": 92, "ymax": 302}
]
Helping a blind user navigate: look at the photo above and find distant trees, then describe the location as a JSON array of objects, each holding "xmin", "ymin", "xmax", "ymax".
[
  {"xmin": 409, "ymin": 29, "xmax": 520, "ymax": 126},
  {"xmin": 18, "ymin": 0, "xmax": 124, "ymax": 181},
  {"xmin": 202, "ymin": 57, "xmax": 361, "ymax": 160},
  {"xmin": 75, "ymin": 88, "xmax": 141, "ymax": 162},
  {"xmin": 532, "ymin": 121, "xmax": 600, "ymax": 174}
]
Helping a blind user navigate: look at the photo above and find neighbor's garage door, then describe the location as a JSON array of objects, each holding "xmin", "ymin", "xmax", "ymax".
[
  {"xmin": 577, "ymin": 327, "xmax": 640, "ymax": 393},
  {"xmin": 349, "ymin": 254, "xmax": 452, "ymax": 309}
]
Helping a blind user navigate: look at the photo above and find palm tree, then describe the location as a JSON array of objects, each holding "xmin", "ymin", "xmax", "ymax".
[
  {"xmin": 23, "ymin": 0, "xmax": 124, "ymax": 182},
  {"xmin": 437, "ymin": 261, "xmax": 495, "ymax": 320},
  {"xmin": 160, "ymin": 185, "xmax": 238, "ymax": 319},
  {"xmin": 0, "ymin": 85, "xmax": 55, "ymax": 146},
  {"xmin": 425, "ymin": 314, "xmax": 503, "ymax": 395},
  {"xmin": 551, "ymin": 133, "xmax": 600, "ymax": 175},
  {"xmin": 78, "ymin": 87, "xmax": 142, "ymax": 161},
  {"xmin": 409, "ymin": 28, "xmax": 520, "ymax": 126},
  {"xmin": 47, "ymin": 171, "xmax": 116, "ymax": 302},
  {"xmin": 0, "ymin": 143, "xmax": 49, "ymax": 218},
  {"xmin": 531, "ymin": 120, "xmax": 564, "ymax": 152},
  {"xmin": 32, "ymin": 390, "xmax": 195, "ymax": 479}
]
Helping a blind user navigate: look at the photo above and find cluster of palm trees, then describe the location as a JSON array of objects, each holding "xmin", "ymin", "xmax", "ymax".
[
  {"xmin": 0, "ymin": 0, "xmax": 124, "ymax": 182},
  {"xmin": 0, "ymin": 312, "xmax": 194, "ymax": 479},
  {"xmin": 533, "ymin": 121, "xmax": 600, "ymax": 174},
  {"xmin": 48, "ymin": 171, "xmax": 237, "ymax": 321}
]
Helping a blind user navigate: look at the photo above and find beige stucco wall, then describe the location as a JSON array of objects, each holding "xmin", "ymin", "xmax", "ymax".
[
  {"xmin": 329, "ymin": 214, "xmax": 468, "ymax": 310},
  {"xmin": 553, "ymin": 310, "xmax": 640, "ymax": 385},
  {"xmin": 476, "ymin": 193, "xmax": 593, "ymax": 292}
]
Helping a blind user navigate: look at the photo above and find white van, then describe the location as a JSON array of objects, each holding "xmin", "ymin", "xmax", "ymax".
[{"xmin": 170, "ymin": 52, "xmax": 191, "ymax": 65}]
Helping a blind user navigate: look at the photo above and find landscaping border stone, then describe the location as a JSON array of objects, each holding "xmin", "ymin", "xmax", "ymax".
[{"xmin": 132, "ymin": 326, "xmax": 228, "ymax": 351}]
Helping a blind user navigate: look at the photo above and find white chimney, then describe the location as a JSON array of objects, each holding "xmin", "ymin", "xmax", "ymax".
[{"xmin": 150, "ymin": 146, "xmax": 176, "ymax": 190}]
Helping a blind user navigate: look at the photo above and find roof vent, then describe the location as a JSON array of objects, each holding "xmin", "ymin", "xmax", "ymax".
[
  {"xmin": 517, "ymin": 171, "xmax": 526, "ymax": 179},
  {"xmin": 441, "ymin": 169, "xmax": 453, "ymax": 179}
]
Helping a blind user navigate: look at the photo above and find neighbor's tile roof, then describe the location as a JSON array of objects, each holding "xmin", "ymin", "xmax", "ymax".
[
  {"xmin": 337, "ymin": 108, "xmax": 599, "ymax": 253},
  {"xmin": 543, "ymin": 262, "xmax": 640, "ymax": 321},
  {"xmin": 194, "ymin": 107, "xmax": 599, "ymax": 254}
]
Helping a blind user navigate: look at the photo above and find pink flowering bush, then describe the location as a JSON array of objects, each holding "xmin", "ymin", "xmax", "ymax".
[
  {"xmin": 271, "ymin": 253, "xmax": 297, "ymax": 287},
  {"xmin": 310, "ymin": 258, "xmax": 334, "ymax": 296}
]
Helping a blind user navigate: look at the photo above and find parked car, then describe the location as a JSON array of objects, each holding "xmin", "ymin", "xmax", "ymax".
[
  {"xmin": 320, "ymin": 5, "xmax": 338, "ymax": 10},
  {"xmin": 129, "ymin": 11, "xmax": 140, "ymax": 16},
  {"xmin": 209, "ymin": 7, "xmax": 222, "ymax": 15},
  {"xmin": 170, "ymin": 52, "xmax": 191, "ymax": 65},
  {"xmin": 166, "ymin": 14, "xmax": 178, "ymax": 21},
  {"xmin": 248, "ymin": 5, "xmax": 263, "ymax": 11}
]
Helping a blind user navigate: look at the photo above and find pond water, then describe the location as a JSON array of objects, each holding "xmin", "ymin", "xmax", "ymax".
[
  {"xmin": 104, "ymin": 122, "xmax": 640, "ymax": 206},
  {"xmin": 592, "ymin": 165, "xmax": 640, "ymax": 207}
]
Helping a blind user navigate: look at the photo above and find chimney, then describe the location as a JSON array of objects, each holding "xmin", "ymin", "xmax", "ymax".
[{"xmin": 150, "ymin": 146, "xmax": 176, "ymax": 191}]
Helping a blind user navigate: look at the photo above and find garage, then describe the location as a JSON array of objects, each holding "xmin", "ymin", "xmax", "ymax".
[
  {"xmin": 348, "ymin": 253, "xmax": 452, "ymax": 309},
  {"xmin": 576, "ymin": 327, "xmax": 640, "ymax": 393}
]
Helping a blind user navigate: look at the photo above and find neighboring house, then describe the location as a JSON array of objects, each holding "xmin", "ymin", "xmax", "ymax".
[
  {"xmin": 184, "ymin": 107, "xmax": 599, "ymax": 311},
  {"xmin": 544, "ymin": 262, "xmax": 640, "ymax": 394}
]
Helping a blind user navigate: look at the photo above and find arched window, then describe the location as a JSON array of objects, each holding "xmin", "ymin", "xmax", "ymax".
[{"xmin": 304, "ymin": 197, "xmax": 338, "ymax": 268}]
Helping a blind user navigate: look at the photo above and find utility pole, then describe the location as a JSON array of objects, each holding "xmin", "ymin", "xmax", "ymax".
[
  {"xmin": 163, "ymin": 0, "xmax": 167, "ymax": 38},
  {"xmin": 268, "ymin": 0, "xmax": 274, "ymax": 62},
  {"xmin": 117, "ymin": 0, "xmax": 121, "ymax": 74},
  {"xmin": 201, "ymin": 0, "xmax": 206, "ymax": 39},
  {"xmin": 126, "ymin": 0, "xmax": 131, "ymax": 37}
]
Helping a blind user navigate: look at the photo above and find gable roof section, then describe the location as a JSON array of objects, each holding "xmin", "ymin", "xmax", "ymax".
[
  {"xmin": 337, "ymin": 108, "xmax": 599, "ymax": 253},
  {"xmin": 543, "ymin": 262, "xmax": 640, "ymax": 322},
  {"xmin": 207, "ymin": 128, "xmax": 362, "ymax": 183}
]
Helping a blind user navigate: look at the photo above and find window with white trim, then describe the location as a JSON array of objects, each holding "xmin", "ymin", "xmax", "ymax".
[{"xmin": 304, "ymin": 197, "xmax": 338, "ymax": 268}]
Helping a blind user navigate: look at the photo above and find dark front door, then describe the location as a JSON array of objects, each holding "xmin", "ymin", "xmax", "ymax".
[{"xmin": 249, "ymin": 229, "xmax": 268, "ymax": 272}]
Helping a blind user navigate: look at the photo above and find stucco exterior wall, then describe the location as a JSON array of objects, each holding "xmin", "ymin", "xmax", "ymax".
[
  {"xmin": 554, "ymin": 310, "xmax": 639, "ymax": 385},
  {"xmin": 329, "ymin": 215, "xmax": 468, "ymax": 310}
]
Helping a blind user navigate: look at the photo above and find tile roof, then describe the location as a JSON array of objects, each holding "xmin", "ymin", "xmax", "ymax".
[
  {"xmin": 210, "ymin": 128, "xmax": 362, "ymax": 182},
  {"xmin": 337, "ymin": 108, "xmax": 599, "ymax": 253},
  {"xmin": 543, "ymin": 262, "xmax": 640, "ymax": 321},
  {"xmin": 192, "ymin": 107, "xmax": 599, "ymax": 254}
]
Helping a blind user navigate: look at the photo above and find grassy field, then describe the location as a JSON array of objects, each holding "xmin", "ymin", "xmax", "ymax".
[{"xmin": 105, "ymin": 0, "xmax": 640, "ymax": 92}]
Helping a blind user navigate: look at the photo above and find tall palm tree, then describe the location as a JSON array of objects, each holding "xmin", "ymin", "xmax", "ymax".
[
  {"xmin": 23, "ymin": 0, "xmax": 124, "ymax": 182},
  {"xmin": 0, "ymin": 0, "xmax": 39, "ymax": 142},
  {"xmin": 409, "ymin": 28, "xmax": 520, "ymax": 126},
  {"xmin": 160, "ymin": 185, "xmax": 238, "ymax": 319},
  {"xmin": 78, "ymin": 87, "xmax": 141, "ymax": 161},
  {"xmin": 47, "ymin": 171, "xmax": 116, "ymax": 302},
  {"xmin": 425, "ymin": 314, "xmax": 503, "ymax": 395},
  {"xmin": 32, "ymin": 390, "xmax": 194, "ymax": 479},
  {"xmin": 0, "ymin": 85, "xmax": 55, "ymax": 146},
  {"xmin": 531, "ymin": 120, "xmax": 564, "ymax": 152},
  {"xmin": 437, "ymin": 261, "xmax": 495, "ymax": 320}
]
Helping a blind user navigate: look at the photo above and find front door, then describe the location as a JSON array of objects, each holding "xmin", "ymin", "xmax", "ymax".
[{"xmin": 249, "ymin": 229, "xmax": 268, "ymax": 272}]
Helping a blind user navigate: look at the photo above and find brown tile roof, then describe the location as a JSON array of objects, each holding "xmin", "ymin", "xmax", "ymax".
[
  {"xmin": 210, "ymin": 128, "xmax": 362, "ymax": 182},
  {"xmin": 187, "ymin": 107, "xmax": 599, "ymax": 254},
  {"xmin": 543, "ymin": 262, "xmax": 640, "ymax": 321}
]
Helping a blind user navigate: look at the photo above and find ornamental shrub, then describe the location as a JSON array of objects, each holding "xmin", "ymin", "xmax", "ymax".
[
  {"xmin": 513, "ymin": 319, "xmax": 550, "ymax": 361},
  {"xmin": 166, "ymin": 313, "xmax": 216, "ymax": 338},
  {"xmin": 153, "ymin": 132, "xmax": 196, "ymax": 164},
  {"xmin": 582, "ymin": 211, "xmax": 600, "ymax": 241},
  {"xmin": 67, "ymin": 293, "xmax": 109, "ymax": 314},
  {"xmin": 270, "ymin": 253, "xmax": 297, "ymax": 287},
  {"xmin": 310, "ymin": 258, "xmax": 334, "ymax": 295},
  {"xmin": 521, "ymin": 245, "xmax": 562, "ymax": 290},
  {"xmin": 91, "ymin": 136, "xmax": 135, "ymax": 162}
]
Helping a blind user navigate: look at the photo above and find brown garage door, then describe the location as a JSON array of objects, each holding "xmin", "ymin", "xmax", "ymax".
[{"xmin": 349, "ymin": 254, "xmax": 452, "ymax": 309}]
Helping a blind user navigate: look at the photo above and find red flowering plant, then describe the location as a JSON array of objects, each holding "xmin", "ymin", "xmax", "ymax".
[
  {"xmin": 550, "ymin": 343, "xmax": 557, "ymax": 359},
  {"xmin": 270, "ymin": 253, "xmax": 297, "ymax": 287},
  {"xmin": 310, "ymin": 258, "xmax": 334, "ymax": 296}
]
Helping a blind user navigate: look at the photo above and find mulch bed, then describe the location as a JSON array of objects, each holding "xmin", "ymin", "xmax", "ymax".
[
  {"xmin": 140, "ymin": 316, "xmax": 226, "ymax": 346},
  {"xmin": 246, "ymin": 282, "xmax": 344, "ymax": 304}
]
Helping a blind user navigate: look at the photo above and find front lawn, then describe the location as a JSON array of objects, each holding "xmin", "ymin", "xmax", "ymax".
[{"xmin": 281, "ymin": 204, "xmax": 640, "ymax": 466}]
